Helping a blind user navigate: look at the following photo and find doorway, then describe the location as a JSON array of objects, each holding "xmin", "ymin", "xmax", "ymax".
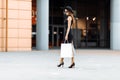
[
  {"xmin": 32, "ymin": 0, "xmax": 36, "ymax": 49},
  {"xmin": 49, "ymin": 0, "xmax": 110, "ymax": 49},
  {"xmin": 31, "ymin": 0, "xmax": 110, "ymax": 49},
  {"xmin": 49, "ymin": 25, "xmax": 65, "ymax": 48}
]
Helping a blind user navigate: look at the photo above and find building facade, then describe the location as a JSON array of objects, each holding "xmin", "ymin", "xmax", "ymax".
[
  {"xmin": 0, "ymin": 0, "xmax": 120, "ymax": 52},
  {"xmin": 0, "ymin": 0, "xmax": 32, "ymax": 51}
]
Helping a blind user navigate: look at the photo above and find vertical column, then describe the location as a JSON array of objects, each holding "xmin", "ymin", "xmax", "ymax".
[
  {"xmin": 36, "ymin": 0, "xmax": 49, "ymax": 50},
  {"xmin": 0, "ymin": 0, "xmax": 6, "ymax": 51},
  {"xmin": 111, "ymin": 0, "xmax": 120, "ymax": 50}
]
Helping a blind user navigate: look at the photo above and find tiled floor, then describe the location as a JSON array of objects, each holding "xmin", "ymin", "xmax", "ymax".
[{"xmin": 0, "ymin": 50, "xmax": 120, "ymax": 80}]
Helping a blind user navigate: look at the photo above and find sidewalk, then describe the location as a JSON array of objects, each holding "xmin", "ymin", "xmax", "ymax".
[{"xmin": 0, "ymin": 50, "xmax": 120, "ymax": 80}]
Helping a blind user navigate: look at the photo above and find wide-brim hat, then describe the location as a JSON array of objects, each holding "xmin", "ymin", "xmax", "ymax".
[{"xmin": 64, "ymin": 6, "xmax": 74, "ymax": 13}]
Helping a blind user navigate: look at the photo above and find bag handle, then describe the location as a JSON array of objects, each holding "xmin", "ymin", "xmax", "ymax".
[{"xmin": 64, "ymin": 40, "xmax": 69, "ymax": 43}]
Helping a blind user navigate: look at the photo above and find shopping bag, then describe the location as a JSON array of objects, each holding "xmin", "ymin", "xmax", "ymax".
[{"xmin": 60, "ymin": 43, "xmax": 73, "ymax": 58}]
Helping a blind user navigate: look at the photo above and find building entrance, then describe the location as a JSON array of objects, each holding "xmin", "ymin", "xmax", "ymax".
[
  {"xmin": 32, "ymin": 0, "xmax": 110, "ymax": 49},
  {"xmin": 49, "ymin": 0, "xmax": 110, "ymax": 49},
  {"xmin": 49, "ymin": 25, "xmax": 65, "ymax": 48}
]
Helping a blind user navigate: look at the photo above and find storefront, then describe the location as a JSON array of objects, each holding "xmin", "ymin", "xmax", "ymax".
[{"xmin": 49, "ymin": 0, "xmax": 110, "ymax": 49}]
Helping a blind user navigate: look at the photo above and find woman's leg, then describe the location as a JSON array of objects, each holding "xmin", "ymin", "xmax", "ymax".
[
  {"xmin": 68, "ymin": 41, "xmax": 75, "ymax": 68},
  {"xmin": 71, "ymin": 57, "xmax": 74, "ymax": 64},
  {"xmin": 68, "ymin": 57, "xmax": 75, "ymax": 68},
  {"xmin": 57, "ymin": 58, "xmax": 64, "ymax": 67},
  {"xmin": 60, "ymin": 58, "xmax": 64, "ymax": 63},
  {"xmin": 71, "ymin": 41, "xmax": 75, "ymax": 63}
]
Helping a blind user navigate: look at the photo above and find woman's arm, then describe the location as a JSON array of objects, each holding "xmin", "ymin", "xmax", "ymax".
[{"xmin": 65, "ymin": 16, "xmax": 72, "ymax": 40}]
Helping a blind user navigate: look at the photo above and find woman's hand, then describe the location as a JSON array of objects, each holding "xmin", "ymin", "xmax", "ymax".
[{"xmin": 65, "ymin": 35, "xmax": 68, "ymax": 40}]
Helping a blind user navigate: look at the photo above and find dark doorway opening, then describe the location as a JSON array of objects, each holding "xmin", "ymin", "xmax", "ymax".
[
  {"xmin": 49, "ymin": 0, "xmax": 110, "ymax": 49},
  {"xmin": 32, "ymin": 0, "xmax": 36, "ymax": 49}
]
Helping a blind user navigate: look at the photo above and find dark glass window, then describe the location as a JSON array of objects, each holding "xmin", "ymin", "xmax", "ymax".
[{"xmin": 49, "ymin": 0, "xmax": 110, "ymax": 49}]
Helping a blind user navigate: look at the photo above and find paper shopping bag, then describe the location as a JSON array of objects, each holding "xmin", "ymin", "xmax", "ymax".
[{"xmin": 60, "ymin": 43, "xmax": 73, "ymax": 58}]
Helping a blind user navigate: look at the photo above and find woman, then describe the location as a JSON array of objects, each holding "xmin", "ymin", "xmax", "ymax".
[{"xmin": 57, "ymin": 6, "xmax": 76, "ymax": 68}]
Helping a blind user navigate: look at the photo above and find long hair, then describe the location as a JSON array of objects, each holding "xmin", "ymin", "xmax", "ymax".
[{"xmin": 69, "ymin": 12, "xmax": 76, "ymax": 28}]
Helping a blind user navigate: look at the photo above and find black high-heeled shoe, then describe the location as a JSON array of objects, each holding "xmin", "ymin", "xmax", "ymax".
[
  {"xmin": 57, "ymin": 62, "xmax": 64, "ymax": 67},
  {"xmin": 68, "ymin": 63, "xmax": 75, "ymax": 68}
]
